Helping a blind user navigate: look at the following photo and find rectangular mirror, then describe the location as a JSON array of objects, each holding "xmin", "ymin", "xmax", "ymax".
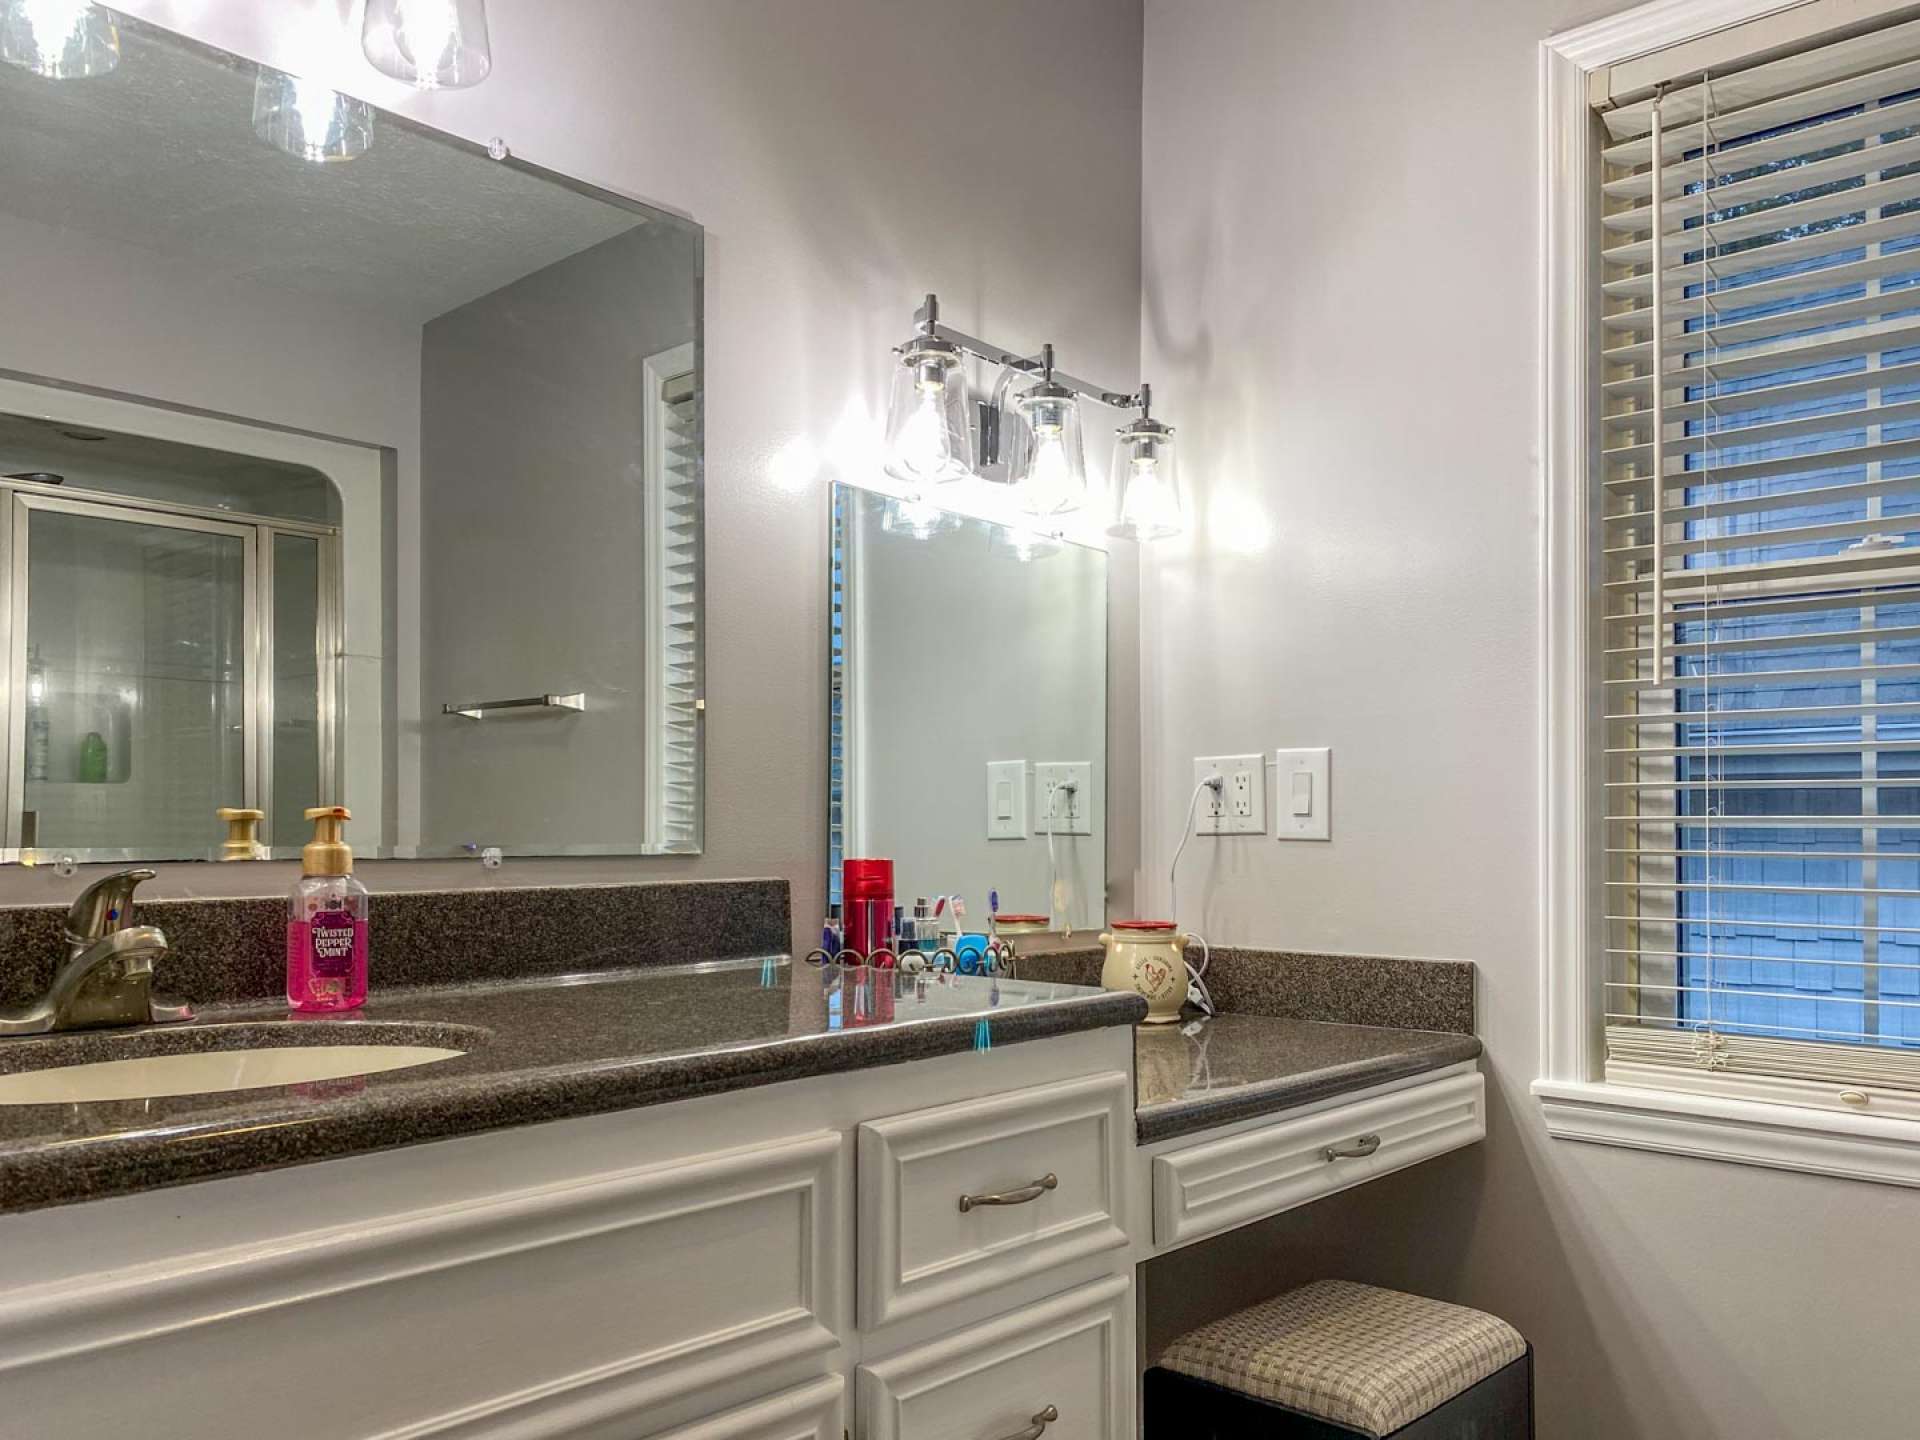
[
  {"xmin": 829, "ymin": 485, "xmax": 1107, "ymax": 936},
  {"xmin": 0, "ymin": 18, "xmax": 703, "ymax": 863}
]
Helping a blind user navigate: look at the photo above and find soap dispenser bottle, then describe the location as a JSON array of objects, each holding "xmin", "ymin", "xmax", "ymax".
[{"xmin": 287, "ymin": 805, "xmax": 369, "ymax": 1013}]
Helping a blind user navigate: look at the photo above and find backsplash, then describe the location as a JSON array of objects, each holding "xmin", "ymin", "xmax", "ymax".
[
  {"xmin": 1016, "ymin": 945, "xmax": 1475, "ymax": 1035},
  {"xmin": 0, "ymin": 879, "xmax": 790, "ymax": 1008}
]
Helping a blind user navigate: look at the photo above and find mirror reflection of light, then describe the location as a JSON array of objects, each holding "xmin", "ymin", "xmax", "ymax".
[
  {"xmin": 767, "ymin": 435, "xmax": 822, "ymax": 492},
  {"xmin": 293, "ymin": 77, "xmax": 342, "ymax": 151},
  {"xmin": 3, "ymin": 0, "xmax": 116, "ymax": 78}
]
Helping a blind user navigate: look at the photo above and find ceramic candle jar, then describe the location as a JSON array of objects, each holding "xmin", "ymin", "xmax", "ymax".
[{"xmin": 1099, "ymin": 920, "xmax": 1192, "ymax": 1023}]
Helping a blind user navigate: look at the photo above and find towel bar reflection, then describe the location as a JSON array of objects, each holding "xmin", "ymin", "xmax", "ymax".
[{"xmin": 443, "ymin": 692, "xmax": 586, "ymax": 720}]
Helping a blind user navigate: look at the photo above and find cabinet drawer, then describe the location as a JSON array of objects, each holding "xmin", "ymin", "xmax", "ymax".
[
  {"xmin": 1153, "ymin": 1070, "xmax": 1485, "ymax": 1249},
  {"xmin": 857, "ymin": 1273, "xmax": 1132, "ymax": 1440},
  {"xmin": 857, "ymin": 1071, "xmax": 1130, "ymax": 1328}
]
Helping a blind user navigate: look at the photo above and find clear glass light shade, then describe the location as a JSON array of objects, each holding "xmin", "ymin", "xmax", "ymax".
[
  {"xmin": 1, "ymin": 0, "xmax": 117, "ymax": 79},
  {"xmin": 362, "ymin": 0, "xmax": 491, "ymax": 89},
  {"xmin": 1107, "ymin": 422, "xmax": 1183, "ymax": 540},
  {"xmin": 882, "ymin": 495, "xmax": 960, "ymax": 541},
  {"xmin": 1008, "ymin": 386, "xmax": 1087, "ymax": 517},
  {"xmin": 253, "ymin": 71, "xmax": 375, "ymax": 163},
  {"xmin": 883, "ymin": 340, "xmax": 975, "ymax": 486}
]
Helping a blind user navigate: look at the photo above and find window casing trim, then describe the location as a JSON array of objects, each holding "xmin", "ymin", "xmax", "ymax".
[{"xmin": 1536, "ymin": 0, "xmax": 1920, "ymax": 1187}]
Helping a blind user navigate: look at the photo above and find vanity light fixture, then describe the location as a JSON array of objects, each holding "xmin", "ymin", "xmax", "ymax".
[
  {"xmin": 362, "ymin": 0, "xmax": 491, "ymax": 90},
  {"xmin": 252, "ymin": 69, "xmax": 375, "ymax": 163},
  {"xmin": 885, "ymin": 293, "xmax": 1182, "ymax": 537},
  {"xmin": 0, "ymin": 0, "xmax": 117, "ymax": 79},
  {"xmin": 883, "ymin": 294, "xmax": 976, "ymax": 486},
  {"xmin": 1107, "ymin": 383, "xmax": 1183, "ymax": 540}
]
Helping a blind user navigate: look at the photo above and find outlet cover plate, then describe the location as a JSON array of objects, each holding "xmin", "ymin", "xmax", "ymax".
[
  {"xmin": 1034, "ymin": 761, "xmax": 1093, "ymax": 835},
  {"xmin": 986, "ymin": 760, "xmax": 1027, "ymax": 840},
  {"xmin": 1194, "ymin": 755, "xmax": 1266, "ymax": 835}
]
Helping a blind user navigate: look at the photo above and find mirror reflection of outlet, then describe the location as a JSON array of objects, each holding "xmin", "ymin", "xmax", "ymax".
[
  {"xmin": 1194, "ymin": 755, "xmax": 1266, "ymax": 835},
  {"xmin": 1034, "ymin": 761, "xmax": 1093, "ymax": 835}
]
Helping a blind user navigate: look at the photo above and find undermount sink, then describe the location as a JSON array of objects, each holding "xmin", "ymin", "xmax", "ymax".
[{"xmin": 0, "ymin": 1021, "xmax": 480, "ymax": 1105}]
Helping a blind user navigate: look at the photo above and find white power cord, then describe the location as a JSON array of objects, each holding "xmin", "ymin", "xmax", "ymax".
[
  {"xmin": 1169, "ymin": 773, "xmax": 1224, "ymax": 1018},
  {"xmin": 1042, "ymin": 777, "xmax": 1078, "ymax": 938},
  {"xmin": 1169, "ymin": 772, "xmax": 1224, "ymax": 920}
]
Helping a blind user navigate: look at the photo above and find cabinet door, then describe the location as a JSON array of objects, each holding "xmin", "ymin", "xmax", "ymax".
[{"xmin": 857, "ymin": 1275, "xmax": 1132, "ymax": 1440}]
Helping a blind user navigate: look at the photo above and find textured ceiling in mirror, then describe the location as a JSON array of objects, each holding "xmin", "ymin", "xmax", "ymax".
[{"xmin": 0, "ymin": 24, "xmax": 650, "ymax": 323}]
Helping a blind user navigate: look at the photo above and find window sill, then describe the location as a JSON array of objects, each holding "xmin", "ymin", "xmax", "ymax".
[{"xmin": 1533, "ymin": 1078, "xmax": 1920, "ymax": 1189}]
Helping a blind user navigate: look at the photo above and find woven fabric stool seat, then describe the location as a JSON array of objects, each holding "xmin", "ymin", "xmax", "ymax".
[{"xmin": 1147, "ymin": 1279, "xmax": 1531, "ymax": 1438}]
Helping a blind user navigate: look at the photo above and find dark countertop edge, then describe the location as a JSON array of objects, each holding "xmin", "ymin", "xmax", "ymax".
[
  {"xmin": 0, "ymin": 988, "xmax": 1147, "ymax": 1216},
  {"xmin": 1134, "ymin": 1033, "xmax": 1484, "ymax": 1146}
]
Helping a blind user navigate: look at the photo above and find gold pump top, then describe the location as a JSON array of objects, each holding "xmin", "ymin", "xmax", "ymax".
[
  {"xmin": 302, "ymin": 806, "xmax": 354, "ymax": 876},
  {"xmin": 215, "ymin": 807, "xmax": 264, "ymax": 862}
]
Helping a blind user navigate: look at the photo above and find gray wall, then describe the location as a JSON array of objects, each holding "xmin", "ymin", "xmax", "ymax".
[
  {"xmin": 849, "ymin": 490, "xmax": 1107, "ymax": 930},
  {"xmin": 1137, "ymin": 2, "xmax": 1920, "ymax": 1436},
  {"xmin": 0, "ymin": 0, "xmax": 1144, "ymax": 948},
  {"xmin": 417, "ymin": 223, "xmax": 696, "ymax": 852}
]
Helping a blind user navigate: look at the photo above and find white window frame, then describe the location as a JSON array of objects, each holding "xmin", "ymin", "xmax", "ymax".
[{"xmin": 1536, "ymin": 0, "xmax": 1920, "ymax": 1187}]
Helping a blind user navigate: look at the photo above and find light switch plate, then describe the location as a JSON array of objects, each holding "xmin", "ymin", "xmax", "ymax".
[
  {"xmin": 1275, "ymin": 747, "xmax": 1330, "ymax": 840},
  {"xmin": 1034, "ymin": 761, "xmax": 1093, "ymax": 835},
  {"xmin": 1193, "ymin": 755, "xmax": 1266, "ymax": 835},
  {"xmin": 986, "ymin": 760, "xmax": 1027, "ymax": 840}
]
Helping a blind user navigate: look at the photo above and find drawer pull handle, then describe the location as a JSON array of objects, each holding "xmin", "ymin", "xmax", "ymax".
[
  {"xmin": 992, "ymin": 1405, "xmax": 1059, "ymax": 1440},
  {"xmin": 959, "ymin": 1173, "xmax": 1058, "ymax": 1212},
  {"xmin": 1323, "ymin": 1133, "xmax": 1382, "ymax": 1162}
]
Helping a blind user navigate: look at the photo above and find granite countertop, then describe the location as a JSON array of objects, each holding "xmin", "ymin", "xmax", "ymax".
[
  {"xmin": 0, "ymin": 958, "xmax": 1145, "ymax": 1214},
  {"xmin": 1133, "ymin": 1012, "xmax": 1484, "ymax": 1144}
]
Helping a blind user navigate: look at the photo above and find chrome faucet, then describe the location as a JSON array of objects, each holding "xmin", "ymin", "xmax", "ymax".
[{"xmin": 0, "ymin": 869, "xmax": 194, "ymax": 1035}]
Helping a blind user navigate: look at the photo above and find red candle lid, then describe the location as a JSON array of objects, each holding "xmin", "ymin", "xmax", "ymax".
[{"xmin": 1112, "ymin": 919, "xmax": 1177, "ymax": 931}]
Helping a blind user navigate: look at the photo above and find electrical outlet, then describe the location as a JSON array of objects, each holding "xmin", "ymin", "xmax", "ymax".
[
  {"xmin": 1034, "ymin": 761, "xmax": 1093, "ymax": 835},
  {"xmin": 1193, "ymin": 755, "xmax": 1266, "ymax": 835}
]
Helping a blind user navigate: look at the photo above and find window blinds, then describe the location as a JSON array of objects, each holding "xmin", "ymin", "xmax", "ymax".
[
  {"xmin": 644, "ymin": 364, "xmax": 701, "ymax": 853},
  {"xmin": 1597, "ymin": 16, "xmax": 1920, "ymax": 1112}
]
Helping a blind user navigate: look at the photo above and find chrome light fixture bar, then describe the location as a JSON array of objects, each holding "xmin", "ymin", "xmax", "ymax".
[{"xmin": 886, "ymin": 293, "xmax": 1183, "ymax": 537}]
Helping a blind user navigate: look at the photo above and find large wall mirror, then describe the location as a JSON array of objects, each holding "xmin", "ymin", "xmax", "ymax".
[
  {"xmin": 0, "ymin": 19, "xmax": 702, "ymax": 863},
  {"xmin": 829, "ymin": 485, "xmax": 1107, "ymax": 935}
]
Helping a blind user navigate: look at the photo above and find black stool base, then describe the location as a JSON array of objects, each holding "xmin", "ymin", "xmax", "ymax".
[{"xmin": 1144, "ymin": 1346, "xmax": 1533, "ymax": 1439}]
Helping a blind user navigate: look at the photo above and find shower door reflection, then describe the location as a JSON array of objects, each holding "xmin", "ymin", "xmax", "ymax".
[{"xmin": 4, "ymin": 493, "xmax": 336, "ymax": 860}]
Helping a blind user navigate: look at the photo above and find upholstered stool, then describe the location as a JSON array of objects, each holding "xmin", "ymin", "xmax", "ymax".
[{"xmin": 1145, "ymin": 1279, "xmax": 1532, "ymax": 1438}]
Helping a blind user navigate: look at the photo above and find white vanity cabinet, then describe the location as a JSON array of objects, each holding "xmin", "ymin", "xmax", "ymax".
[{"xmin": 0, "ymin": 1027, "xmax": 1137, "ymax": 1440}]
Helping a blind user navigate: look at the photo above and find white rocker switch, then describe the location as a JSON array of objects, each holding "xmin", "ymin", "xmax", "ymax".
[{"xmin": 1276, "ymin": 747, "xmax": 1330, "ymax": 841}]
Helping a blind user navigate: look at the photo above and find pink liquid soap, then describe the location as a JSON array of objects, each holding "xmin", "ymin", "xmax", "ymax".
[
  {"xmin": 287, "ymin": 806, "xmax": 370, "ymax": 1013},
  {"xmin": 287, "ymin": 896, "xmax": 368, "ymax": 1012}
]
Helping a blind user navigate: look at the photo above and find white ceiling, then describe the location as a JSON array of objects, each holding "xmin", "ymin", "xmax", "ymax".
[{"xmin": 0, "ymin": 23, "xmax": 656, "ymax": 324}]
